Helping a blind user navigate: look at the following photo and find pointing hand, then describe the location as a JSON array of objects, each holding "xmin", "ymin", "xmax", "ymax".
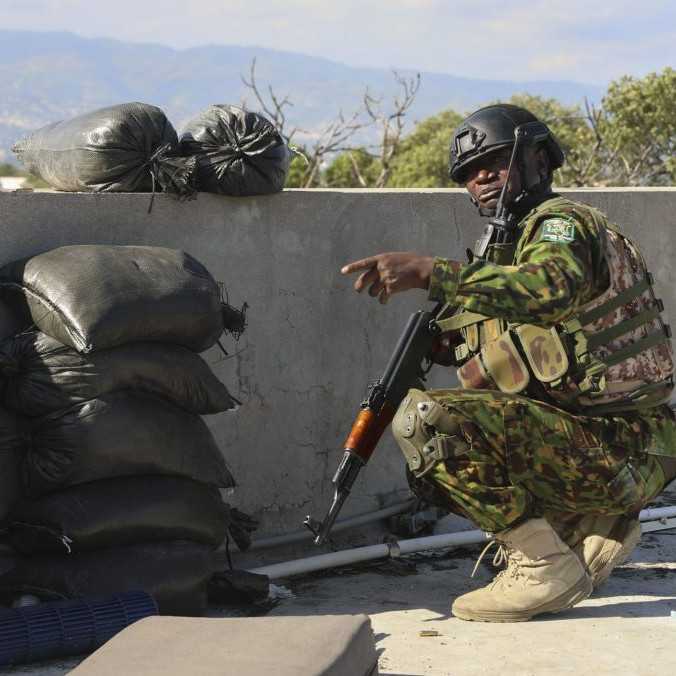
[{"xmin": 341, "ymin": 252, "xmax": 435, "ymax": 304}]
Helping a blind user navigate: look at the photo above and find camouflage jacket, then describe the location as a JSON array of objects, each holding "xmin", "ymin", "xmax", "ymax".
[{"xmin": 428, "ymin": 194, "xmax": 610, "ymax": 325}]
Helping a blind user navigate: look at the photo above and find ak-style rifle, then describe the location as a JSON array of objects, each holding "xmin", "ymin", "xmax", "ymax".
[{"xmin": 304, "ymin": 304, "xmax": 452, "ymax": 546}]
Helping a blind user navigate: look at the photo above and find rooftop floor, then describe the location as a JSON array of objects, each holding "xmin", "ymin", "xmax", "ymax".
[
  {"xmin": 4, "ymin": 484, "xmax": 676, "ymax": 676},
  {"xmin": 266, "ymin": 527, "xmax": 676, "ymax": 676}
]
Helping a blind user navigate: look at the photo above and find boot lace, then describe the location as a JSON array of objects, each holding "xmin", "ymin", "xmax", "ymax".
[{"xmin": 470, "ymin": 539, "xmax": 522, "ymax": 585}]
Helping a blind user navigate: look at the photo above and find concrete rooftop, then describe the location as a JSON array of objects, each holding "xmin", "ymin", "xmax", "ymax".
[{"xmin": 265, "ymin": 527, "xmax": 676, "ymax": 676}]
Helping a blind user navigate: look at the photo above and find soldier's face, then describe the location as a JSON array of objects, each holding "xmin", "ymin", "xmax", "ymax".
[{"xmin": 463, "ymin": 147, "xmax": 521, "ymax": 213}]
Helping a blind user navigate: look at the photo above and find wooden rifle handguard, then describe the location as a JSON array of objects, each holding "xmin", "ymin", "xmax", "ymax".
[{"xmin": 343, "ymin": 403, "xmax": 397, "ymax": 464}]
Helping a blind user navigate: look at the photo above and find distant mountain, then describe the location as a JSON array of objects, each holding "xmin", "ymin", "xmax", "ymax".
[{"xmin": 0, "ymin": 30, "xmax": 605, "ymax": 164}]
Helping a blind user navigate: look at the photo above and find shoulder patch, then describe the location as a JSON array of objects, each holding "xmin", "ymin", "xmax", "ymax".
[{"xmin": 539, "ymin": 218, "xmax": 576, "ymax": 243}]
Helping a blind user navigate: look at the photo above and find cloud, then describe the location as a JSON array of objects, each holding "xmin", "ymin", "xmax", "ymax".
[
  {"xmin": 0, "ymin": 0, "xmax": 673, "ymax": 84},
  {"xmin": 527, "ymin": 52, "xmax": 583, "ymax": 76}
]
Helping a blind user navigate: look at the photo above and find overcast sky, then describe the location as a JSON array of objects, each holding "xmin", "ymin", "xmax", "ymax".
[{"xmin": 2, "ymin": 0, "xmax": 674, "ymax": 84}]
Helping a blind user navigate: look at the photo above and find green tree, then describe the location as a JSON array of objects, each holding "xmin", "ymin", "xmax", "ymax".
[
  {"xmin": 508, "ymin": 69, "xmax": 676, "ymax": 187},
  {"xmin": 601, "ymin": 67, "xmax": 676, "ymax": 185},
  {"xmin": 388, "ymin": 109, "xmax": 464, "ymax": 187},
  {"xmin": 504, "ymin": 94, "xmax": 597, "ymax": 187},
  {"xmin": 285, "ymin": 150, "xmax": 315, "ymax": 188},
  {"xmin": 324, "ymin": 148, "xmax": 381, "ymax": 188},
  {"xmin": 290, "ymin": 67, "xmax": 675, "ymax": 189},
  {"xmin": 0, "ymin": 162, "xmax": 48, "ymax": 188},
  {"xmin": 0, "ymin": 162, "xmax": 22, "ymax": 177}
]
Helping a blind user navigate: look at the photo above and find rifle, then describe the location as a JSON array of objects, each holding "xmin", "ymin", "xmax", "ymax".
[{"xmin": 304, "ymin": 305, "xmax": 450, "ymax": 546}]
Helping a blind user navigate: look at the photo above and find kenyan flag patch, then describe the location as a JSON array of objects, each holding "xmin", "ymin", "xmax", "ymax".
[{"xmin": 540, "ymin": 218, "xmax": 576, "ymax": 243}]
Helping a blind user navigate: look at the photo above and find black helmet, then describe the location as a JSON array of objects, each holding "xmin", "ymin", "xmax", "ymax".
[{"xmin": 449, "ymin": 104, "xmax": 564, "ymax": 183}]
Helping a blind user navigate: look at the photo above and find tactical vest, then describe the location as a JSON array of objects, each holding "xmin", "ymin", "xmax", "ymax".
[{"xmin": 441, "ymin": 197, "xmax": 674, "ymax": 415}]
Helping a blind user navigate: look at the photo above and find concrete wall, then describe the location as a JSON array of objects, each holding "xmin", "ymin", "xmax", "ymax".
[{"xmin": 1, "ymin": 188, "xmax": 675, "ymax": 537}]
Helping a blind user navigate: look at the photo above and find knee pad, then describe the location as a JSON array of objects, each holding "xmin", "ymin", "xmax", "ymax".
[{"xmin": 392, "ymin": 389, "xmax": 465, "ymax": 478}]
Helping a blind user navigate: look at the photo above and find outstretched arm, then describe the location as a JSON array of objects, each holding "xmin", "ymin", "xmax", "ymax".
[{"xmin": 341, "ymin": 218, "xmax": 604, "ymax": 326}]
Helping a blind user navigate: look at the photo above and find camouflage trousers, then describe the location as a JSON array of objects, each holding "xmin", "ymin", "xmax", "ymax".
[{"xmin": 392, "ymin": 388, "xmax": 676, "ymax": 533}]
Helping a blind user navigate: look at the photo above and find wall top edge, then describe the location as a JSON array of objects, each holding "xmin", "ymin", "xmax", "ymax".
[
  {"xmin": 285, "ymin": 187, "xmax": 676, "ymax": 193},
  {"xmin": 1, "ymin": 187, "xmax": 675, "ymax": 199}
]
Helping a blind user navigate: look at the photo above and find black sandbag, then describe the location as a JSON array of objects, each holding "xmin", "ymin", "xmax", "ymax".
[
  {"xmin": 208, "ymin": 570, "xmax": 269, "ymax": 606},
  {"xmin": 12, "ymin": 102, "xmax": 195, "ymax": 197},
  {"xmin": 0, "ymin": 542, "xmax": 215, "ymax": 616},
  {"xmin": 179, "ymin": 105, "xmax": 289, "ymax": 196},
  {"xmin": 3, "ymin": 476, "xmax": 229, "ymax": 555},
  {"xmin": 0, "ymin": 295, "xmax": 30, "ymax": 342},
  {"xmin": 221, "ymin": 505, "xmax": 259, "ymax": 552},
  {"xmin": 0, "ymin": 245, "xmax": 225, "ymax": 354},
  {"xmin": 0, "ymin": 544, "xmax": 17, "ymax": 577},
  {"xmin": 0, "ymin": 407, "xmax": 23, "ymax": 522},
  {"xmin": 0, "ymin": 331, "xmax": 238, "ymax": 417},
  {"xmin": 23, "ymin": 391, "xmax": 235, "ymax": 497}
]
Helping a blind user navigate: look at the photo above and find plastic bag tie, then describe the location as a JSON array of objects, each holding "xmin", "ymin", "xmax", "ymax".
[{"xmin": 144, "ymin": 143, "xmax": 197, "ymax": 213}]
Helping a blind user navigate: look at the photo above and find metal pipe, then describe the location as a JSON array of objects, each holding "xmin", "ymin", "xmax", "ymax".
[
  {"xmin": 638, "ymin": 505, "xmax": 676, "ymax": 522},
  {"xmin": 249, "ymin": 499, "xmax": 416, "ymax": 550},
  {"xmin": 249, "ymin": 529, "xmax": 489, "ymax": 579},
  {"xmin": 249, "ymin": 504, "xmax": 676, "ymax": 580},
  {"xmin": 642, "ymin": 517, "xmax": 676, "ymax": 533},
  {"xmin": 251, "ymin": 504, "xmax": 676, "ymax": 552}
]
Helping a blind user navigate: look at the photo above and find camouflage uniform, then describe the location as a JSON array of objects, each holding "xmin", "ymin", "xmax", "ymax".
[{"xmin": 394, "ymin": 195, "xmax": 676, "ymax": 533}]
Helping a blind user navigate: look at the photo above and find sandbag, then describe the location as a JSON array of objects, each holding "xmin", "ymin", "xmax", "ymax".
[
  {"xmin": 23, "ymin": 391, "xmax": 235, "ymax": 497},
  {"xmin": 0, "ymin": 331, "xmax": 238, "ymax": 417},
  {"xmin": 0, "ymin": 407, "xmax": 23, "ymax": 522},
  {"xmin": 0, "ymin": 245, "xmax": 225, "ymax": 353},
  {"xmin": 208, "ymin": 570, "xmax": 270, "ymax": 606},
  {"xmin": 0, "ymin": 544, "xmax": 17, "ymax": 577},
  {"xmin": 0, "ymin": 542, "xmax": 215, "ymax": 616},
  {"xmin": 3, "ymin": 476, "xmax": 229, "ymax": 555},
  {"xmin": 0, "ymin": 295, "xmax": 30, "ymax": 342},
  {"xmin": 12, "ymin": 102, "xmax": 195, "ymax": 197},
  {"xmin": 179, "ymin": 105, "xmax": 289, "ymax": 195}
]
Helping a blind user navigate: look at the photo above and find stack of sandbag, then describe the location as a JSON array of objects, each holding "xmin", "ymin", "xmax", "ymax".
[
  {"xmin": 12, "ymin": 102, "xmax": 290, "ymax": 198},
  {"xmin": 0, "ymin": 245, "xmax": 252, "ymax": 615},
  {"xmin": 0, "ymin": 297, "xmax": 33, "ymax": 537}
]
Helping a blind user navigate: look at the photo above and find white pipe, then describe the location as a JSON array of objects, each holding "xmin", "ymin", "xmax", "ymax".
[
  {"xmin": 638, "ymin": 505, "xmax": 676, "ymax": 522},
  {"xmin": 249, "ymin": 529, "xmax": 489, "ymax": 579},
  {"xmin": 249, "ymin": 499, "xmax": 416, "ymax": 550},
  {"xmin": 396, "ymin": 530, "xmax": 489, "ymax": 555},
  {"xmin": 250, "ymin": 505, "xmax": 676, "ymax": 552},
  {"xmin": 250, "ymin": 504, "xmax": 676, "ymax": 580},
  {"xmin": 642, "ymin": 517, "xmax": 676, "ymax": 533}
]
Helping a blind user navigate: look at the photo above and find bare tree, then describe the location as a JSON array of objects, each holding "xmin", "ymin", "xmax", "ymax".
[
  {"xmin": 241, "ymin": 58, "xmax": 368, "ymax": 188},
  {"xmin": 240, "ymin": 59, "xmax": 422, "ymax": 188},
  {"xmin": 362, "ymin": 71, "xmax": 421, "ymax": 188},
  {"xmin": 241, "ymin": 58, "xmax": 299, "ymax": 143}
]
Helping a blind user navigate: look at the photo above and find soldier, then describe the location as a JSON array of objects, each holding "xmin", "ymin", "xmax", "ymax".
[{"xmin": 341, "ymin": 104, "xmax": 676, "ymax": 622}]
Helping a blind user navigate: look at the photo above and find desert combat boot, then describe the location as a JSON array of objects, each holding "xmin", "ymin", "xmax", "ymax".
[
  {"xmin": 452, "ymin": 518, "xmax": 593, "ymax": 622},
  {"xmin": 551, "ymin": 513, "xmax": 641, "ymax": 588}
]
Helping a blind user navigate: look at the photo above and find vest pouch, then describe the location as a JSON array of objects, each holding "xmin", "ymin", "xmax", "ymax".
[
  {"xmin": 480, "ymin": 330, "xmax": 530, "ymax": 394},
  {"xmin": 481, "ymin": 318, "xmax": 504, "ymax": 344},
  {"xmin": 485, "ymin": 242, "xmax": 517, "ymax": 265},
  {"xmin": 457, "ymin": 353, "xmax": 495, "ymax": 390},
  {"xmin": 514, "ymin": 325, "xmax": 569, "ymax": 384},
  {"xmin": 463, "ymin": 323, "xmax": 480, "ymax": 353}
]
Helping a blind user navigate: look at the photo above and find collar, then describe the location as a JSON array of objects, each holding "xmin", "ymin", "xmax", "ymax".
[{"xmin": 513, "ymin": 190, "xmax": 557, "ymax": 224}]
